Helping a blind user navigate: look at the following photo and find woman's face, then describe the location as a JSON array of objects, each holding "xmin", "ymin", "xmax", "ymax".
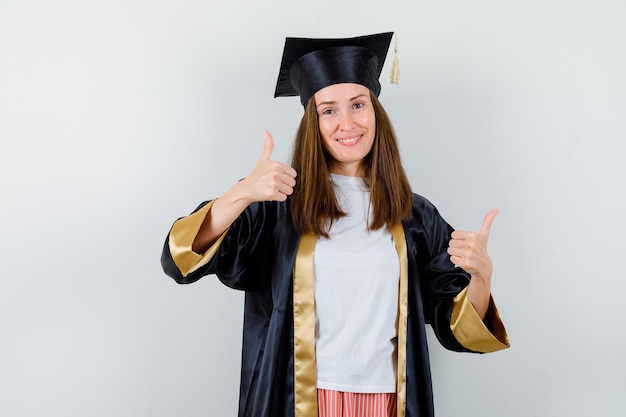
[{"xmin": 314, "ymin": 83, "xmax": 376, "ymax": 177}]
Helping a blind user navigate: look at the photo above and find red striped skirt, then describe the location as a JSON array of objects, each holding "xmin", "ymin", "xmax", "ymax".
[{"xmin": 317, "ymin": 389, "xmax": 397, "ymax": 417}]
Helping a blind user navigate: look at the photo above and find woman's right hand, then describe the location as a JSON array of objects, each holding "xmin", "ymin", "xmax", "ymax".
[
  {"xmin": 192, "ymin": 131, "xmax": 297, "ymax": 253},
  {"xmin": 240, "ymin": 130, "xmax": 297, "ymax": 203}
]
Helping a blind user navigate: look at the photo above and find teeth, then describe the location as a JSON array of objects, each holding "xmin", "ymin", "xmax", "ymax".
[{"xmin": 337, "ymin": 136, "xmax": 359, "ymax": 144}]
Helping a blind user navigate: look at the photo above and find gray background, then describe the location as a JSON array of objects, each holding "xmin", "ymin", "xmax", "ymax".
[{"xmin": 1, "ymin": 0, "xmax": 624, "ymax": 416}]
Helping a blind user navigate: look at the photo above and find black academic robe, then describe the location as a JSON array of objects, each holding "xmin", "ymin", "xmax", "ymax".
[{"xmin": 161, "ymin": 194, "xmax": 508, "ymax": 417}]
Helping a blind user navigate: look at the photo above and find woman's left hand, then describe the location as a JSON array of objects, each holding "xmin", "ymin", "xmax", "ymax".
[
  {"xmin": 447, "ymin": 209, "xmax": 498, "ymax": 318},
  {"xmin": 448, "ymin": 209, "xmax": 498, "ymax": 281}
]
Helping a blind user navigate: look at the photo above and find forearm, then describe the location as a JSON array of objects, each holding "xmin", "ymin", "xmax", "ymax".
[
  {"xmin": 466, "ymin": 274, "xmax": 491, "ymax": 320},
  {"xmin": 191, "ymin": 180, "xmax": 253, "ymax": 253}
]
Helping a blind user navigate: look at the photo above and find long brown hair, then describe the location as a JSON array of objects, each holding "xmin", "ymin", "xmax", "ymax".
[{"xmin": 290, "ymin": 91, "xmax": 413, "ymax": 237}]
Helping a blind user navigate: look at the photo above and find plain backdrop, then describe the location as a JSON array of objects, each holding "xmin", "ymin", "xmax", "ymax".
[{"xmin": 1, "ymin": 1, "xmax": 625, "ymax": 416}]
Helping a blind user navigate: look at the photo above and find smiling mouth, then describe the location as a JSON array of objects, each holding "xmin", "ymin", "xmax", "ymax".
[{"xmin": 336, "ymin": 135, "xmax": 361, "ymax": 145}]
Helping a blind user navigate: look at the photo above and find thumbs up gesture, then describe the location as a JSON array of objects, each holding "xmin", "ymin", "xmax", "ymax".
[
  {"xmin": 447, "ymin": 209, "xmax": 498, "ymax": 319},
  {"xmin": 447, "ymin": 209, "xmax": 498, "ymax": 281},
  {"xmin": 241, "ymin": 131, "xmax": 298, "ymax": 203}
]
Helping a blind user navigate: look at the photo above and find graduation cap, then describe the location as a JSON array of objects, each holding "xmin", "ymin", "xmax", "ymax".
[{"xmin": 274, "ymin": 32, "xmax": 398, "ymax": 107}]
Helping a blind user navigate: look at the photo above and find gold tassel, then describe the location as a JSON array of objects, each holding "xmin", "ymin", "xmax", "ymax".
[{"xmin": 390, "ymin": 33, "xmax": 400, "ymax": 84}]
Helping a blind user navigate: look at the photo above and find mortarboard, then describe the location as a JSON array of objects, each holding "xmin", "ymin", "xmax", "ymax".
[{"xmin": 274, "ymin": 32, "xmax": 396, "ymax": 107}]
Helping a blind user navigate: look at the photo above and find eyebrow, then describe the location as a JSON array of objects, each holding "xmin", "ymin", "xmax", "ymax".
[{"xmin": 316, "ymin": 93, "xmax": 368, "ymax": 109}]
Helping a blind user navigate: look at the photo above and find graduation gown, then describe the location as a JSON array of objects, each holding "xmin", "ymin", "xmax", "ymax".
[{"xmin": 161, "ymin": 194, "xmax": 509, "ymax": 417}]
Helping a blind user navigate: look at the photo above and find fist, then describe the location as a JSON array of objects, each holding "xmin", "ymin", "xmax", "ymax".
[
  {"xmin": 242, "ymin": 131, "xmax": 297, "ymax": 202},
  {"xmin": 447, "ymin": 209, "xmax": 498, "ymax": 280}
]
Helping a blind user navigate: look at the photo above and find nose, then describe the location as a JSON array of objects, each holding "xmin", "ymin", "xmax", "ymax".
[{"xmin": 339, "ymin": 112, "xmax": 354, "ymax": 131}]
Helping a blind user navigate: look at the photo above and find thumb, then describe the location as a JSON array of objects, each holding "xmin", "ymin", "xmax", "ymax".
[
  {"xmin": 259, "ymin": 130, "xmax": 274, "ymax": 161},
  {"xmin": 479, "ymin": 208, "xmax": 499, "ymax": 237}
]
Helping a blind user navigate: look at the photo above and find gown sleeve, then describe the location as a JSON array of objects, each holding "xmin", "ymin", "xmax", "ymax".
[
  {"xmin": 410, "ymin": 195, "xmax": 509, "ymax": 353},
  {"xmin": 160, "ymin": 200, "xmax": 277, "ymax": 290},
  {"xmin": 450, "ymin": 288, "xmax": 509, "ymax": 352}
]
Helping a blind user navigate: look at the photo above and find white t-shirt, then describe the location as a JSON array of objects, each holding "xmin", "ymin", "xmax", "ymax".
[{"xmin": 313, "ymin": 174, "xmax": 400, "ymax": 393}]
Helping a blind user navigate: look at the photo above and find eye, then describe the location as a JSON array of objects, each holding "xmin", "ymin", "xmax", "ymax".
[
  {"xmin": 353, "ymin": 102, "xmax": 364, "ymax": 109},
  {"xmin": 321, "ymin": 108, "xmax": 335, "ymax": 115}
]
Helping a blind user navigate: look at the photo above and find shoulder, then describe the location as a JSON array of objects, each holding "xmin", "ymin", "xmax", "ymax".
[
  {"xmin": 410, "ymin": 193, "xmax": 440, "ymax": 219},
  {"xmin": 405, "ymin": 193, "xmax": 454, "ymax": 242}
]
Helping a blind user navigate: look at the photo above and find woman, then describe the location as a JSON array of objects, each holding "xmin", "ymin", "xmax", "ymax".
[{"xmin": 161, "ymin": 32, "xmax": 509, "ymax": 417}]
